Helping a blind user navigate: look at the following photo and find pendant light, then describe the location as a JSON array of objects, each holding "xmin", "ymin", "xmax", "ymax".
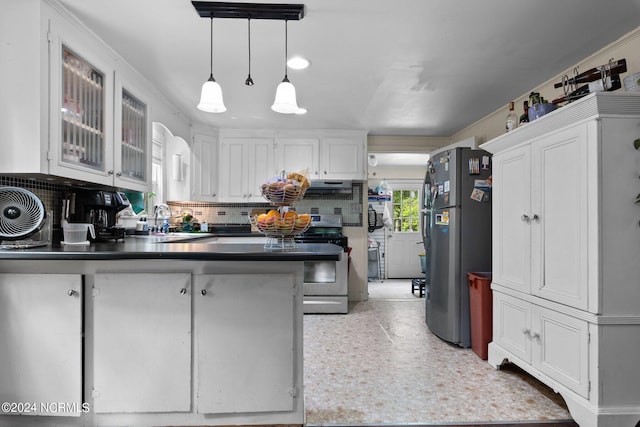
[
  {"xmin": 197, "ymin": 17, "xmax": 226, "ymax": 113},
  {"xmin": 271, "ymin": 19, "xmax": 300, "ymax": 114},
  {"xmin": 245, "ymin": 18, "xmax": 254, "ymax": 86}
]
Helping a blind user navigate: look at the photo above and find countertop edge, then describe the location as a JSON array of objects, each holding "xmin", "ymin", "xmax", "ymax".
[{"xmin": 0, "ymin": 242, "xmax": 343, "ymax": 261}]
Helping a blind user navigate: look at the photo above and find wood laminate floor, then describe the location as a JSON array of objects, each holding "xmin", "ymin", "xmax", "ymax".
[{"xmin": 303, "ymin": 280, "xmax": 578, "ymax": 426}]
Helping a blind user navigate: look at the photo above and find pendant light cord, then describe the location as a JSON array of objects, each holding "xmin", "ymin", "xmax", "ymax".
[
  {"xmin": 284, "ymin": 19, "xmax": 288, "ymax": 79},
  {"xmin": 208, "ymin": 17, "xmax": 213, "ymax": 78},
  {"xmin": 248, "ymin": 18, "xmax": 251, "ymax": 75}
]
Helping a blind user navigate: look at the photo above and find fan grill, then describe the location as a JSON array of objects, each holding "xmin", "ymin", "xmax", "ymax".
[{"xmin": 0, "ymin": 187, "xmax": 46, "ymax": 240}]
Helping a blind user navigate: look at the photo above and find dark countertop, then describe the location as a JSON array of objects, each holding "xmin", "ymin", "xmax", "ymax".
[{"xmin": 0, "ymin": 238, "xmax": 343, "ymax": 261}]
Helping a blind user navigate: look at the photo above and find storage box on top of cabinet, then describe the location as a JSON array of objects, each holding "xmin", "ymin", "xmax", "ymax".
[
  {"xmin": 0, "ymin": 0, "xmax": 152, "ymax": 192},
  {"xmin": 481, "ymin": 92, "xmax": 640, "ymax": 427}
]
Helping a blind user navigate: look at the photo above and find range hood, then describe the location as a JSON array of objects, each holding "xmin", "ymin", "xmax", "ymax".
[{"xmin": 305, "ymin": 180, "xmax": 353, "ymax": 195}]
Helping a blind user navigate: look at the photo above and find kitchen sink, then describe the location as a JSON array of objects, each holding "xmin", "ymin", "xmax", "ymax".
[{"xmin": 128, "ymin": 232, "xmax": 215, "ymax": 243}]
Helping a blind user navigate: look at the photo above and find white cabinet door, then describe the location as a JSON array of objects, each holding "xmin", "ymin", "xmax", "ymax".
[
  {"xmin": 320, "ymin": 137, "xmax": 365, "ymax": 180},
  {"xmin": 191, "ymin": 133, "xmax": 219, "ymax": 201},
  {"xmin": 532, "ymin": 305, "xmax": 589, "ymax": 398},
  {"xmin": 531, "ymin": 124, "xmax": 589, "ymax": 311},
  {"xmin": 247, "ymin": 139, "xmax": 275, "ymax": 202},
  {"xmin": 195, "ymin": 274, "xmax": 296, "ymax": 414},
  {"xmin": 93, "ymin": 273, "xmax": 191, "ymax": 413},
  {"xmin": 219, "ymin": 138, "xmax": 247, "ymax": 202},
  {"xmin": 493, "ymin": 291, "xmax": 531, "ymax": 363},
  {"xmin": 0, "ymin": 274, "xmax": 82, "ymax": 416},
  {"xmin": 492, "ymin": 146, "xmax": 531, "ymax": 293},
  {"xmin": 219, "ymin": 137, "xmax": 274, "ymax": 202},
  {"xmin": 275, "ymin": 138, "xmax": 320, "ymax": 179}
]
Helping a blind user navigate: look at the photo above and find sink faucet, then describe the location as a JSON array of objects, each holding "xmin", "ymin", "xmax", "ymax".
[{"xmin": 154, "ymin": 204, "xmax": 172, "ymax": 228}]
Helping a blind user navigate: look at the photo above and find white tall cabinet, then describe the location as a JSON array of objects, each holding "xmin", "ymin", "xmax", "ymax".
[{"xmin": 482, "ymin": 93, "xmax": 640, "ymax": 427}]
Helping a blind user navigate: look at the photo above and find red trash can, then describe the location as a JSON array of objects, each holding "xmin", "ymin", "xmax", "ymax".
[{"xmin": 467, "ymin": 272, "xmax": 493, "ymax": 360}]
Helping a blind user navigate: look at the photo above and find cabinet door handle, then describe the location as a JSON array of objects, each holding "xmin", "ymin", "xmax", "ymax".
[
  {"xmin": 532, "ymin": 214, "xmax": 540, "ymax": 221},
  {"xmin": 116, "ymin": 172, "xmax": 122, "ymax": 177},
  {"xmin": 179, "ymin": 288, "xmax": 187, "ymax": 295},
  {"xmin": 200, "ymin": 289, "xmax": 207, "ymax": 296},
  {"xmin": 522, "ymin": 328, "xmax": 531, "ymax": 337},
  {"xmin": 530, "ymin": 331, "xmax": 540, "ymax": 340},
  {"xmin": 68, "ymin": 289, "xmax": 78, "ymax": 297},
  {"xmin": 521, "ymin": 214, "xmax": 530, "ymax": 222},
  {"xmin": 108, "ymin": 170, "xmax": 114, "ymax": 175}
]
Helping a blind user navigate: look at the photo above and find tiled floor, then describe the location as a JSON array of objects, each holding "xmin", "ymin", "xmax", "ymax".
[{"xmin": 303, "ymin": 280, "xmax": 576, "ymax": 425}]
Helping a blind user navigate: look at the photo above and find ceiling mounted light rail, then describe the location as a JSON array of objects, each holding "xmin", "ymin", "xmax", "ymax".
[
  {"xmin": 192, "ymin": 1, "xmax": 306, "ymax": 114},
  {"xmin": 191, "ymin": 1, "xmax": 305, "ymax": 21}
]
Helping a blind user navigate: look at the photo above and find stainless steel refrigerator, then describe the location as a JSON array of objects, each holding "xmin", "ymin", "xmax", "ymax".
[{"xmin": 421, "ymin": 147, "xmax": 492, "ymax": 347}]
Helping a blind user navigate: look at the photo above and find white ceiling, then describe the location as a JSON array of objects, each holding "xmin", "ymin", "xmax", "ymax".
[{"xmin": 59, "ymin": 0, "xmax": 640, "ymax": 138}]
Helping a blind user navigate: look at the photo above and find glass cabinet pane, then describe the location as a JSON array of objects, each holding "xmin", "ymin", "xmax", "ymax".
[
  {"xmin": 121, "ymin": 89, "xmax": 147, "ymax": 182},
  {"xmin": 61, "ymin": 46, "xmax": 105, "ymax": 171}
]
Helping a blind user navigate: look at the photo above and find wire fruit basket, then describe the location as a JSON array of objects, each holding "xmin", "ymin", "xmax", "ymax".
[
  {"xmin": 250, "ymin": 213, "xmax": 311, "ymax": 237},
  {"xmin": 260, "ymin": 171, "xmax": 310, "ymax": 205}
]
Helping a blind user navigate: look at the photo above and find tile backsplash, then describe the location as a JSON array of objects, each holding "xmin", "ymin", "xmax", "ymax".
[
  {"xmin": 169, "ymin": 182, "xmax": 363, "ymax": 227},
  {"xmin": 1, "ymin": 176, "xmax": 364, "ymax": 228},
  {"xmin": 0, "ymin": 176, "xmax": 67, "ymax": 228}
]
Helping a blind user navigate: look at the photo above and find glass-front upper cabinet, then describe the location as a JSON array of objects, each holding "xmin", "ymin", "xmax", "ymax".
[
  {"xmin": 60, "ymin": 46, "xmax": 107, "ymax": 172},
  {"xmin": 113, "ymin": 72, "xmax": 152, "ymax": 192},
  {"xmin": 48, "ymin": 14, "xmax": 151, "ymax": 192}
]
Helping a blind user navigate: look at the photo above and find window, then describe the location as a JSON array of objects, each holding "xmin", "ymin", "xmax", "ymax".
[{"xmin": 392, "ymin": 189, "xmax": 420, "ymax": 232}]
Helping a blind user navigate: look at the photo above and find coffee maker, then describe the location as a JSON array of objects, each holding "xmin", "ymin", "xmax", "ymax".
[{"xmin": 68, "ymin": 190, "xmax": 130, "ymax": 241}]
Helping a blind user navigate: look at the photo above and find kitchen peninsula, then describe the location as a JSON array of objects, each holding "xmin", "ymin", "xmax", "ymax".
[{"xmin": 0, "ymin": 239, "xmax": 342, "ymax": 427}]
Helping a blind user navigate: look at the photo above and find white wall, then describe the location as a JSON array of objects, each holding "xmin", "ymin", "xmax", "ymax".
[{"xmin": 452, "ymin": 26, "xmax": 640, "ymax": 144}]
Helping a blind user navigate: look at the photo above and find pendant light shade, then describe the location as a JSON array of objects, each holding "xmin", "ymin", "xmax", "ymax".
[
  {"xmin": 272, "ymin": 77, "xmax": 299, "ymax": 113},
  {"xmin": 271, "ymin": 20, "xmax": 299, "ymax": 114},
  {"xmin": 197, "ymin": 17, "xmax": 226, "ymax": 113},
  {"xmin": 198, "ymin": 75, "xmax": 226, "ymax": 113}
]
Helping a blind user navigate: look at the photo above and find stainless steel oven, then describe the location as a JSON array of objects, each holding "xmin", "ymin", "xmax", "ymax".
[{"xmin": 295, "ymin": 214, "xmax": 349, "ymax": 314}]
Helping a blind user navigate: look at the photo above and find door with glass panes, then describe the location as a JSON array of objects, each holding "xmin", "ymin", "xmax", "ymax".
[{"xmin": 385, "ymin": 181, "xmax": 424, "ymax": 278}]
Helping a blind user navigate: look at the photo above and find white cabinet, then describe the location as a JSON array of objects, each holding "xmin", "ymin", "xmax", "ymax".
[
  {"xmin": 92, "ymin": 273, "xmax": 191, "ymax": 413},
  {"xmin": 0, "ymin": 274, "xmax": 82, "ymax": 416},
  {"xmin": 275, "ymin": 137, "xmax": 320, "ymax": 179},
  {"xmin": 191, "ymin": 133, "xmax": 219, "ymax": 201},
  {"xmin": 219, "ymin": 137, "xmax": 274, "ymax": 202},
  {"xmin": 320, "ymin": 136, "xmax": 366, "ymax": 180},
  {"xmin": 493, "ymin": 292, "xmax": 589, "ymax": 398},
  {"xmin": 194, "ymin": 273, "xmax": 297, "ymax": 414},
  {"xmin": 0, "ymin": 2, "xmax": 151, "ymax": 192},
  {"xmin": 483, "ymin": 93, "xmax": 640, "ymax": 427}
]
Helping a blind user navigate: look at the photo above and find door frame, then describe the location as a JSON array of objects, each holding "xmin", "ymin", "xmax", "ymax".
[{"xmin": 384, "ymin": 179, "xmax": 424, "ymax": 278}]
